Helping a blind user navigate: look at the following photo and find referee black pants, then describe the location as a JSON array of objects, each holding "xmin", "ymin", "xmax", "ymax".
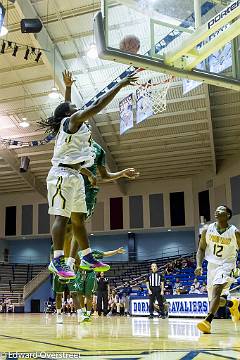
[
  {"xmin": 97, "ymin": 291, "xmax": 108, "ymax": 316},
  {"xmin": 149, "ymin": 286, "xmax": 164, "ymax": 316}
]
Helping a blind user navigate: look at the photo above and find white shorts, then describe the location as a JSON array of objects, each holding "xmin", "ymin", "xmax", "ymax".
[
  {"xmin": 207, "ymin": 262, "xmax": 235, "ymax": 301},
  {"xmin": 47, "ymin": 166, "xmax": 87, "ymax": 218}
]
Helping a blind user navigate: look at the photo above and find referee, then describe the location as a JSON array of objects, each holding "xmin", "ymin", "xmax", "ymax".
[{"xmin": 146, "ymin": 263, "xmax": 165, "ymax": 319}]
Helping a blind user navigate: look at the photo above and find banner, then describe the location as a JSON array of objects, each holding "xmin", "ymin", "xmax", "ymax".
[
  {"xmin": 208, "ymin": 42, "xmax": 232, "ymax": 74},
  {"xmin": 136, "ymin": 88, "xmax": 153, "ymax": 124},
  {"xmin": 130, "ymin": 296, "xmax": 209, "ymax": 317},
  {"xmin": 119, "ymin": 94, "xmax": 134, "ymax": 135},
  {"xmin": 208, "ymin": 24, "xmax": 232, "ymax": 73},
  {"xmin": 183, "ymin": 56, "xmax": 205, "ymax": 95}
]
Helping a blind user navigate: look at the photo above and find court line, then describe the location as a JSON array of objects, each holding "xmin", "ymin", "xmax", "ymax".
[
  {"xmin": 180, "ymin": 350, "xmax": 237, "ymax": 360},
  {"xmin": 0, "ymin": 334, "xmax": 240, "ymax": 357},
  {"xmin": 0, "ymin": 334, "xmax": 86, "ymax": 351}
]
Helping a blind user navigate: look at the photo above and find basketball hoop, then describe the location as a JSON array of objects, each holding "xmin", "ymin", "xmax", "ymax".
[{"xmin": 134, "ymin": 73, "xmax": 174, "ymax": 115}]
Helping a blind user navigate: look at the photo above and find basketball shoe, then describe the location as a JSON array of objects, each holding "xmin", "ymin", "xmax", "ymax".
[
  {"xmin": 197, "ymin": 320, "xmax": 211, "ymax": 334},
  {"xmin": 48, "ymin": 256, "xmax": 76, "ymax": 279},
  {"xmin": 229, "ymin": 298, "xmax": 240, "ymax": 322},
  {"xmin": 80, "ymin": 253, "xmax": 110, "ymax": 272}
]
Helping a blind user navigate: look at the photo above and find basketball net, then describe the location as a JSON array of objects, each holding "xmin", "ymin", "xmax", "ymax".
[{"xmin": 133, "ymin": 70, "xmax": 174, "ymax": 115}]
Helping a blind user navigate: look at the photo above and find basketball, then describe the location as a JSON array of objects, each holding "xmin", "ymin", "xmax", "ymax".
[{"xmin": 119, "ymin": 35, "xmax": 140, "ymax": 54}]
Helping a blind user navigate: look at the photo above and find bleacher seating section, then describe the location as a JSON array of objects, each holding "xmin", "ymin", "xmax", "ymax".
[{"xmin": 0, "ymin": 263, "xmax": 46, "ymax": 304}]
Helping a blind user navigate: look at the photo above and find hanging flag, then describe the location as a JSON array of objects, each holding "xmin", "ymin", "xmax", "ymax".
[
  {"xmin": 119, "ymin": 94, "xmax": 134, "ymax": 135},
  {"xmin": 136, "ymin": 87, "xmax": 153, "ymax": 124}
]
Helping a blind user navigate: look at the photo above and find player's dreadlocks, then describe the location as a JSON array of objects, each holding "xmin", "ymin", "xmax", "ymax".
[{"xmin": 38, "ymin": 102, "xmax": 71, "ymax": 135}]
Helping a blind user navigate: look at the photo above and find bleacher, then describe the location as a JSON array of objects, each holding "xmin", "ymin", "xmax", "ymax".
[
  {"xmin": 107, "ymin": 253, "xmax": 196, "ymax": 289},
  {"xmin": 0, "ymin": 263, "xmax": 46, "ymax": 304}
]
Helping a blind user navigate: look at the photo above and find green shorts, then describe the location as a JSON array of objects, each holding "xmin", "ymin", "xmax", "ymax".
[
  {"xmin": 68, "ymin": 271, "xmax": 97, "ymax": 297},
  {"xmin": 85, "ymin": 187, "xmax": 99, "ymax": 219},
  {"xmin": 52, "ymin": 275, "xmax": 69, "ymax": 293}
]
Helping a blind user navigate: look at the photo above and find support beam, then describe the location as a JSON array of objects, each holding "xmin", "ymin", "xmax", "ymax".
[
  {"xmin": 204, "ymin": 84, "xmax": 217, "ymax": 174},
  {"xmin": 15, "ymin": 0, "xmax": 126, "ymax": 194},
  {"xmin": 0, "ymin": 149, "xmax": 47, "ymax": 198}
]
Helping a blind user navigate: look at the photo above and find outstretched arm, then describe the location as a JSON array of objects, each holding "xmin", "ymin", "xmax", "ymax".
[
  {"xmin": 235, "ymin": 230, "xmax": 240, "ymax": 250},
  {"xmin": 63, "ymin": 70, "xmax": 75, "ymax": 102},
  {"xmin": 103, "ymin": 247, "xmax": 126, "ymax": 257},
  {"xmin": 195, "ymin": 229, "xmax": 207, "ymax": 276},
  {"xmin": 98, "ymin": 165, "xmax": 140, "ymax": 182},
  {"xmin": 69, "ymin": 75, "xmax": 138, "ymax": 132},
  {"xmin": 80, "ymin": 167, "xmax": 97, "ymax": 187}
]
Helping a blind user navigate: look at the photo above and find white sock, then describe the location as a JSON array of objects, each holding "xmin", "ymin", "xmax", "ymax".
[
  {"xmin": 87, "ymin": 311, "xmax": 91, "ymax": 316},
  {"xmin": 54, "ymin": 250, "xmax": 64, "ymax": 258},
  {"xmin": 57, "ymin": 309, "xmax": 61, "ymax": 315},
  {"xmin": 81, "ymin": 248, "xmax": 91, "ymax": 256},
  {"xmin": 77, "ymin": 309, "xmax": 82, "ymax": 315},
  {"xmin": 66, "ymin": 257, "xmax": 75, "ymax": 267}
]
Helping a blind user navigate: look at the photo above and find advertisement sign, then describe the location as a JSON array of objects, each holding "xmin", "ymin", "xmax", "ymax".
[
  {"xmin": 130, "ymin": 296, "xmax": 209, "ymax": 317},
  {"xmin": 119, "ymin": 94, "xmax": 134, "ymax": 135},
  {"xmin": 136, "ymin": 88, "xmax": 153, "ymax": 124}
]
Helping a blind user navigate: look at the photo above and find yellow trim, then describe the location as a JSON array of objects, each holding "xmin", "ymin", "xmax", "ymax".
[
  {"xmin": 51, "ymin": 176, "xmax": 66, "ymax": 209},
  {"xmin": 65, "ymin": 135, "xmax": 72, "ymax": 144}
]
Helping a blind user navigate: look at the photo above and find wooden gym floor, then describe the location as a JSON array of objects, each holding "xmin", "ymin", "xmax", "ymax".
[{"xmin": 0, "ymin": 314, "xmax": 239, "ymax": 359}]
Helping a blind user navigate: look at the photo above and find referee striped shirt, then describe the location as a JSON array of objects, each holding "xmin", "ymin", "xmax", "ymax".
[{"xmin": 147, "ymin": 272, "xmax": 162, "ymax": 287}]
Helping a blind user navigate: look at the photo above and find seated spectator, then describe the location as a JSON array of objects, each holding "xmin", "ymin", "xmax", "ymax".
[
  {"xmin": 200, "ymin": 282, "xmax": 207, "ymax": 294},
  {"xmin": 173, "ymin": 278, "xmax": 182, "ymax": 295},
  {"xmin": 123, "ymin": 282, "xmax": 132, "ymax": 296},
  {"xmin": 5, "ymin": 298, "xmax": 14, "ymax": 313},
  {"xmin": 189, "ymin": 285, "xmax": 200, "ymax": 294},
  {"xmin": 192, "ymin": 278, "xmax": 200, "ymax": 290},
  {"xmin": 108, "ymin": 290, "xmax": 119, "ymax": 316},
  {"xmin": 187, "ymin": 257, "xmax": 195, "ymax": 268},
  {"xmin": 164, "ymin": 280, "xmax": 173, "ymax": 295},
  {"xmin": 119, "ymin": 292, "xmax": 130, "ymax": 316},
  {"xmin": 165, "ymin": 263, "xmax": 173, "ymax": 275},
  {"xmin": 182, "ymin": 259, "xmax": 188, "ymax": 269},
  {"xmin": 137, "ymin": 286, "xmax": 145, "ymax": 296},
  {"xmin": 174, "ymin": 259, "xmax": 182, "ymax": 272}
]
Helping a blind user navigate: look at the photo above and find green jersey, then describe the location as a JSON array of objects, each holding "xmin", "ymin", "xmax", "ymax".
[{"xmin": 84, "ymin": 141, "xmax": 106, "ymax": 189}]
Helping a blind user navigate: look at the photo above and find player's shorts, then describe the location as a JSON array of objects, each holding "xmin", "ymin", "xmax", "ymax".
[
  {"xmin": 68, "ymin": 270, "xmax": 97, "ymax": 297},
  {"xmin": 47, "ymin": 166, "xmax": 87, "ymax": 218},
  {"xmin": 85, "ymin": 186, "xmax": 99, "ymax": 219},
  {"xmin": 52, "ymin": 275, "xmax": 69, "ymax": 293},
  {"xmin": 207, "ymin": 262, "xmax": 236, "ymax": 301}
]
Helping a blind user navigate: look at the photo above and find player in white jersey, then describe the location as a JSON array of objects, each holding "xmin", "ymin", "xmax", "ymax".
[
  {"xmin": 195, "ymin": 205, "xmax": 240, "ymax": 334},
  {"xmin": 40, "ymin": 74, "xmax": 137, "ymax": 280}
]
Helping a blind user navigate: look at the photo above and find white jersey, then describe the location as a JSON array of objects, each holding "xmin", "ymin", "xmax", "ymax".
[
  {"xmin": 205, "ymin": 222, "xmax": 238, "ymax": 265},
  {"xmin": 51, "ymin": 117, "xmax": 94, "ymax": 167}
]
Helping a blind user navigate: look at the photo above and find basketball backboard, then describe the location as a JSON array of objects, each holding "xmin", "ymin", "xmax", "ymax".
[{"xmin": 95, "ymin": 0, "xmax": 240, "ymax": 90}]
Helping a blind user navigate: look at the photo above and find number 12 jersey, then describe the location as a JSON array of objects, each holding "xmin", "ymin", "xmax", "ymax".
[{"xmin": 205, "ymin": 222, "xmax": 239, "ymax": 265}]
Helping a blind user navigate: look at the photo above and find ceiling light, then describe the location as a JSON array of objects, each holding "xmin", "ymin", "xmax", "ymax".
[
  {"xmin": 48, "ymin": 87, "xmax": 59, "ymax": 99},
  {"xmin": 87, "ymin": 44, "xmax": 98, "ymax": 59},
  {"xmin": 0, "ymin": 26, "xmax": 8, "ymax": 37},
  {"xmin": 90, "ymin": 233, "xmax": 94, "ymax": 236},
  {"xmin": 19, "ymin": 121, "xmax": 30, "ymax": 128}
]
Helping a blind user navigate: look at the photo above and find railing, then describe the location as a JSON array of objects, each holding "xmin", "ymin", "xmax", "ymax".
[{"xmin": 23, "ymin": 267, "xmax": 49, "ymax": 300}]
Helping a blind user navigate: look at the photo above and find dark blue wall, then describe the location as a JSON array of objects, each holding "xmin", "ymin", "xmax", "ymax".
[
  {"xmin": 136, "ymin": 231, "xmax": 195, "ymax": 260},
  {"xmin": 6, "ymin": 238, "xmax": 51, "ymax": 264},
  {"xmin": 4, "ymin": 230, "xmax": 195, "ymax": 264},
  {"xmin": 24, "ymin": 277, "xmax": 52, "ymax": 312}
]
